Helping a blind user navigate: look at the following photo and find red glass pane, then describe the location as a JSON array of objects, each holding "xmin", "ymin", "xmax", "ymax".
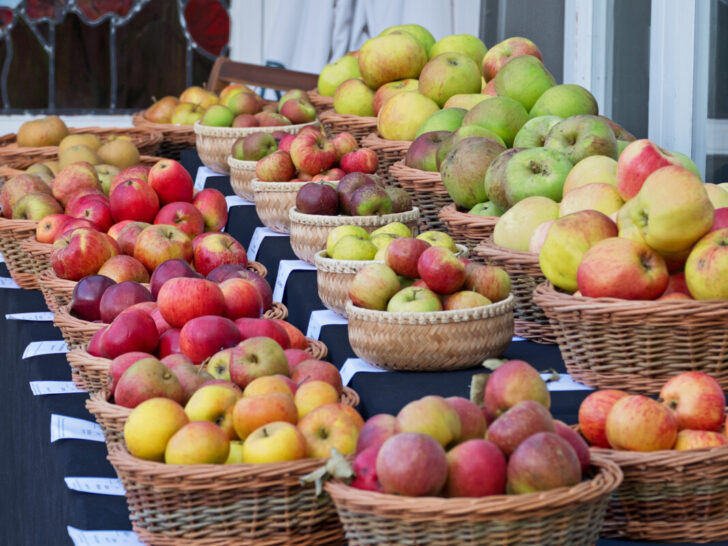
[
  {"xmin": 76, "ymin": 0, "xmax": 134, "ymax": 21},
  {"xmin": 184, "ymin": 0, "xmax": 229, "ymax": 56}
]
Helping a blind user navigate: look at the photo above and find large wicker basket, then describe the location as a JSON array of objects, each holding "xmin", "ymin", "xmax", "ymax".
[
  {"xmin": 307, "ymin": 89, "xmax": 334, "ymax": 116},
  {"xmin": 389, "ymin": 160, "xmax": 452, "ymax": 233},
  {"xmin": 194, "ymin": 120, "xmax": 318, "ymax": 174},
  {"xmin": 0, "ymin": 127, "xmax": 162, "ymax": 169},
  {"xmin": 439, "ymin": 203, "xmax": 498, "ymax": 250},
  {"xmin": 132, "ymin": 111, "xmax": 196, "ymax": 160},
  {"xmin": 533, "ymin": 281, "xmax": 728, "ymax": 393},
  {"xmin": 251, "ymin": 180, "xmax": 308, "ymax": 233},
  {"xmin": 288, "ymin": 207, "xmax": 420, "ymax": 265},
  {"xmin": 360, "ymin": 133, "xmax": 410, "ymax": 187},
  {"xmin": 318, "ymin": 110, "xmax": 377, "ymax": 145},
  {"xmin": 474, "ymin": 237, "xmax": 556, "ymax": 344},
  {"xmin": 345, "ymin": 295, "xmax": 514, "ymax": 371},
  {"xmin": 325, "ymin": 454, "xmax": 622, "ymax": 545},
  {"xmin": 0, "ymin": 217, "xmax": 39, "ymax": 289},
  {"xmin": 228, "ymin": 156, "xmax": 257, "ymax": 201}
]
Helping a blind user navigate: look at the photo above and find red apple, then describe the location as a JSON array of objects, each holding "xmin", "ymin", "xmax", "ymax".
[
  {"xmin": 385, "ymin": 237, "xmax": 430, "ymax": 279},
  {"xmin": 87, "ymin": 326, "xmax": 107, "ymax": 357},
  {"xmin": 206, "ymin": 265, "xmax": 273, "ymax": 311},
  {"xmin": 179, "ymin": 315, "xmax": 242, "ymax": 364},
  {"xmin": 376, "ymin": 433, "xmax": 448, "ymax": 497},
  {"xmin": 355, "ymin": 414, "xmax": 399, "ymax": 455},
  {"xmin": 331, "ymin": 131, "xmax": 358, "ymax": 161},
  {"xmin": 114, "ymin": 356, "xmax": 183, "ymax": 409},
  {"xmin": 605, "ymin": 394, "xmax": 678, "ymax": 451},
  {"xmin": 99, "ymin": 280, "xmax": 153, "ymax": 323},
  {"xmin": 506, "ymin": 432, "xmax": 581, "ymax": 494},
  {"xmin": 157, "ymin": 277, "xmax": 225, "ymax": 328},
  {"xmin": 96, "ymin": 255, "xmax": 150, "ymax": 284},
  {"xmin": 660, "ymin": 372, "xmax": 726, "ymax": 432},
  {"xmin": 711, "ymin": 207, "xmax": 728, "ymax": 232},
  {"xmin": 70, "ymin": 274, "xmax": 116, "ymax": 321},
  {"xmin": 133, "ymin": 224, "xmax": 193, "ymax": 273},
  {"xmin": 463, "ymin": 263, "xmax": 511, "ymax": 303},
  {"xmin": 350, "ymin": 445, "xmax": 383, "ymax": 492},
  {"xmin": 284, "ymin": 349, "xmax": 311, "ymax": 372},
  {"xmin": 192, "ymin": 188, "xmax": 228, "ymax": 232},
  {"xmin": 149, "ymin": 306, "xmax": 172, "ymax": 336},
  {"xmin": 553, "ymin": 420, "xmax": 590, "ymax": 475},
  {"xmin": 36, "ymin": 214, "xmax": 72, "ymax": 244},
  {"xmin": 51, "ymin": 162, "xmax": 101, "ymax": 207},
  {"xmin": 98, "ymin": 308, "xmax": 159, "ymax": 359},
  {"xmin": 109, "ymin": 177, "xmax": 160, "ymax": 223},
  {"xmin": 290, "ymin": 359, "xmax": 343, "ymax": 395},
  {"xmin": 115, "ymin": 221, "xmax": 150, "ymax": 255},
  {"xmin": 51, "ymin": 228, "xmax": 119, "ymax": 281},
  {"xmin": 674, "ymin": 429, "xmax": 728, "ymax": 450},
  {"xmin": 154, "ymin": 201, "xmax": 205, "ymax": 239},
  {"xmin": 161, "ymin": 353, "xmax": 194, "ymax": 368},
  {"xmin": 485, "ymin": 400, "xmax": 555, "ymax": 457},
  {"xmin": 482, "ymin": 36, "xmax": 543, "ymax": 81},
  {"xmin": 148, "ymin": 159, "xmax": 194, "ymax": 204},
  {"xmin": 445, "ymin": 439, "xmax": 506, "ymax": 497},
  {"xmin": 289, "ymin": 131, "xmax": 336, "ymax": 176},
  {"xmin": 109, "ymin": 351, "xmax": 155, "ymax": 395},
  {"xmin": 228, "ymin": 336, "xmax": 290, "ymax": 388},
  {"xmin": 661, "ymin": 271, "xmax": 691, "ymax": 297},
  {"xmin": 110, "ymin": 165, "xmax": 150, "ymax": 195},
  {"xmin": 417, "ymin": 246, "xmax": 466, "ymax": 294},
  {"xmin": 219, "ymin": 277, "xmax": 263, "ymax": 320},
  {"xmin": 192, "ymin": 232, "xmax": 248, "ymax": 277},
  {"xmin": 616, "ymin": 139, "xmax": 681, "ymax": 200},
  {"xmin": 157, "ymin": 328, "xmax": 182, "ymax": 359},
  {"xmin": 271, "ymin": 319, "xmax": 308, "ymax": 350},
  {"xmin": 277, "ymin": 134, "xmax": 296, "ymax": 153},
  {"xmin": 340, "ymin": 148, "xmax": 378, "ymax": 174},
  {"xmin": 235, "ymin": 317, "xmax": 290, "ymax": 349},
  {"xmin": 577, "ymin": 389, "xmax": 629, "ymax": 448},
  {"xmin": 107, "ymin": 220, "xmax": 135, "ymax": 241},
  {"xmin": 483, "ymin": 360, "xmax": 550, "ymax": 420},
  {"xmin": 54, "ymin": 218, "xmax": 97, "ymax": 242},
  {"xmin": 66, "ymin": 194, "xmax": 113, "ymax": 233},
  {"xmin": 149, "ymin": 258, "xmax": 202, "ymax": 299},
  {"xmin": 255, "ymin": 150, "xmax": 296, "ymax": 181},
  {"xmin": 445, "ymin": 396, "xmax": 487, "ymax": 442}
]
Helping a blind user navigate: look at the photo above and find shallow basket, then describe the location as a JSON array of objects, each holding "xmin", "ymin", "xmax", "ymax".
[
  {"xmin": 439, "ymin": 203, "xmax": 498, "ymax": 250},
  {"xmin": 251, "ymin": 180, "xmax": 307, "ymax": 233},
  {"xmin": 0, "ymin": 217, "xmax": 39, "ymax": 289},
  {"xmin": 360, "ymin": 133, "xmax": 410, "ymax": 187},
  {"xmin": 132, "ymin": 111, "xmax": 196, "ymax": 160},
  {"xmin": 326, "ymin": 454, "xmax": 622, "ymax": 545},
  {"xmin": 307, "ymin": 89, "xmax": 334, "ymax": 116},
  {"xmin": 474, "ymin": 237, "xmax": 557, "ymax": 344},
  {"xmin": 194, "ymin": 120, "xmax": 318, "ymax": 174},
  {"xmin": 318, "ymin": 110, "xmax": 377, "ymax": 144},
  {"xmin": 533, "ymin": 281, "xmax": 728, "ymax": 393},
  {"xmin": 345, "ymin": 295, "xmax": 514, "ymax": 371},
  {"xmin": 227, "ymin": 156, "xmax": 257, "ymax": 201},
  {"xmin": 389, "ymin": 160, "xmax": 452, "ymax": 233},
  {"xmin": 288, "ymin": 207, "xmax": 420, "ymax": 265}
]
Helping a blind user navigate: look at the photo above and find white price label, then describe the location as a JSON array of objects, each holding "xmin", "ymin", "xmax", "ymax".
[
  {"xmin": 0, "ymin": 277, "xmax": 20, "ymax": 289},
  {"xmin": 246, "ymin": 227, "xmax": 288, "ymax": 261},
  {"xmin": 193, "ymin": 166, "xmax": 219, "ymax": 191},
  {"xmin": 0, "ymin": 251, "xmax": 4, "ymax": 263},
  {"xmin": 67, "ymin": 527, "xmax": 143, "ymax": 546},
  {"xmin": 30, "ymin": 381, "xmax": 86, "ymax": 395},
  {"xmin": 65, "ymin": 477, "xmax": 125, "ymax": 496},
  {"xmin": 51, "ymin": 414, "xmax": 105, "ymax": 443},
  {"xmin": 272, "ymin": 260, "xmax": 316, "ymax": 302},
  {"xmin": 23, "ymin": 340, "xmax": 69, "ymax": 359},
  {"xmin": 339, "ymin": 358, "xmax": 390, "ymax": 386},
  {"xmin": 6, "ymin": 311, "xmax": 54, "ymax": 321},
  {"xmin": 226, "ymin": 194, "xmax": 253, "ymax": 210},
  {"xmin": 512, "ymin": 335, "xmax": 526, "ymax": 342},
  {"xmin": 306, "ymin": 309, "xmax": 349, "ymax": 339}
]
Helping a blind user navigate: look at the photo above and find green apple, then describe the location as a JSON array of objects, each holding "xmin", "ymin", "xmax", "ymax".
[
  {"xmin": 529, "ymin": 84, "xmax": 598, "ymax": 119},
  {"xmin": 417, "ymin": 230, "xmax": 456, "ymax": 252},
  {"xmin": 371, "ymin": 232, "xmax": 398, "ymax": 250},
  {"xmin": 543, "ymin": 115, "xmax": 618, "ymax": 164},
  {"xmin": 95, "ymin": 164, "xmax": 121, "ymax": 196},
  {"xmin": 371, "ymin": 222, "xmax": 412, "ymax": 239},
  {"xmin": 504, "ymin": 147, "xmax": 573, "ymax": 206},
  {"xmin": 670, "ymin": 150, "xmax": 702, "ymax": 180},
  {"xmin": 418, "ymin": 52, "xmax": 482, "ymax": 107},
  {"xmin": 398, "ymin": 275, "xmax": 415, "ymax": 289},
  {"xmin": 359, "ymin": 33, "xmax": 428, "ymax": 89},
  {"xmin": 462, "ymin": 96, "xmax": 529, "ymax": 147},
  {"xmin": 436, "ymin": 125, "xmax": 506, "ymax": 168},
  {"xmin": 200, "ymin": 104, "xmax": 235, "ymax": 127},
  {"xmin": 387, "ymin": 286, "xmax": 443, "ymax": 312},
  {"xmin": 377, "ymin": 91, "xmax": 439, "ymax": 141},
  {"xmin": 440, "ymin": 137, "xmax": 506, "ymax": 208},
  {"xmin": 512, "ymin": 115, "xmax": 562, "ymax": 148},
  {"xmin": 430, "ymin": 34, "xmax": 487, "ymax": 70},
  {"xmin": 617, "ymin": 140, "xmax": 630, "ymax": 157},
  {"xmin": 562, "ymin": 155, "xmax": 618, "ymax": 194},
  {"xmin": 380, "ymin": 24, "xmax": 435, "ymax": 56},
  {"xmin": 326, "ymin": 225, "xmax": 369, "ymax": 257},
  {"xmin": 469, "ymin": 201, "xmax": 505, "ymax": 217},
  {"xmin": 415, "ymin": 108, "xmax": 467, "ymax": 138},
  {"xmin": 374, "ymin": 246, "xmax": 388, "ymax": 261},
  {"xmin": 331, "ymin": 235, "xmax": 378, "ymax": 260},
  {"xmin": 493, "ymin": 55, "xmax": 556, "ymax": 111},
  {"xmin": 484, "ymin": 148, "xmax": 525, "ymax": 210},
  {"xmin": 443, "ymin": 94, "xmax": 491, "ymax": 110},
  {"xmin": 318, "ymin": 55, "xmax": 362, "ymax": 96},
  {"xmin": 492, "ymin": 196, "xmax": 560, "ymax": 251},
  {"xmin": 333, "ymin": 78, "xmax": 375, "ymax": 116}
]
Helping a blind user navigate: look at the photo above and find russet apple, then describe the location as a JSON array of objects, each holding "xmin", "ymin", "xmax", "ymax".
[
  {"xmin": 606, "ymin": 395, "xmax": 678, "ymax": 451},
  {"xmin": 440, "ymin": 136, "xmax": 506, "ymax": 208}
]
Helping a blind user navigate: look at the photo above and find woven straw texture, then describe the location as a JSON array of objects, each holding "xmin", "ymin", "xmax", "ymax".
[
  {"xmin": 326, "ymin": 454, "xmax": 622, "ymax": 545},
  {"xmin": 0, "ymin": 127, "xmax": 162, "ymax": 169},
  {"xmin": 251, "ymin": 180, "xmax": 308, "ymax": 233},
  {"xmin": 318, "ymin": 110, "xmax": 377, "ymax": 145},
  {"xmin": 0, "ymin": 217, "xmax": 39, "ymax": 289},
  {"xmin": 132, "ymin": 111, "xmax": 195, "ymax": 160},
  {"xmin": 439, "ymin": 203, "xmax": 498, "ymax": 250},
  {"xmin": 307, "ymin": 89, "xmax": 334, "ymax": 116},
  {"xmin": 288, "ymin": 207, "xmax": 420, "ymax": 265},
  {"xmin": 18, "ymin": 237, "xmax": 52, "ymax": 275},
  {"xmin": 194, "ymin": 121, "xmax": 318, "ymax": 174},
  {"xmin": 533, "ymin": 282, "xmax": 728, "ymax": 393},
  {"xmin": 360, "ymin": 133, "xmax": 410, "ymax": 187},
  {"xmin": 389, "ymin": 160, "xmax": 452, "ymax": 233},
  {"xmin": 346, "ymin": 295, "xmax": 514, "ymax": 371},
  {"xmin": 228, "ymin": 156, "xmax": 257, "ymax": 201},
  {"xmin": 474, "ymin": 237, "xmax": 557, "ymax": 345}
]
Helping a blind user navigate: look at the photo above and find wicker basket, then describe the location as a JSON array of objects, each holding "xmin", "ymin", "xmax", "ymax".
[
  {"xmin": 473, "ymin": 237, "xmax": 556, "ymax": 344},
  {"xmin": 194, "ymin": 120, "xmax": 318, "ymax": 174},
  {"xmin": 439, "ymin": 203, "xmax": 498, "ymax": 250},
  {"xmin": 388, "ymin": 160, "xmax": 453, "ymax": 233},
  {"xmin": 288, "ymin": 207, "xmax": 420, "ymax": 265},
  {"xmin": 325, "ymin": 454, "xmax": 622, "ymax": 545},
  {"xmin": 251, "ymin": 180, "xmax": 308, "ymax": 233},
  {"xmin": 132, "ymin": 111, "xmax": 196, "ymax": 160},
  {"xmin": 318, "ymin": 110, "xmax": 377, "ymax": 144},
  {"xmin": 345, "ymin": 295, "xmax": 514, "ymax": 371},
  {"xmin": 0, "ymin": 217, "xmax": 39, "ymax": 289},
  {"xmin": 228, "ymin": 156, "xmax": 257, "ymax": 201},
  {"xmin": 533, "ymin": 281, "xmax": 728, "ymax": 393},
  {"xmin": 360, "ymin": 133, "xmax": 410, "ymax": 187},
  {"xmin": 307, "ymin": 89, "xmax": 334, "ymax": 116},
  {"xmin": 0, "ymin": 127, "xmax": 162, "ymax": 169}
]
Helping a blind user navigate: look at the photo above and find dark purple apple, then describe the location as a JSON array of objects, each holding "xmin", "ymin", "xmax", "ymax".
[
  {"xmin": 206, "ymin": 265, "xmax": 273, "ymax": 311},
  {"xmin": 404, "ymin": 131, "xmax": 450, "ymax": 172},
  {"xmin": 149, "ymin": 258, "xmax": 203, "ymax": 299},
  {"xmin": 385, "ymin": 187, "xmax": 412, "ymax": 213},
  {"xmin": 337, "ymin": 172, "xmax": 383, "ymax": 215},
  {"xmin": 206, "ymin": 264, "xmax": 248, "ymax": 284},
  {"xmin": 350, "ymin": 185, "xmax": 393, "ymax": 216},
  {"xmin": 70, "ymin": 275, "xmax": 117, "ymax": 321},
  {"xmin": 99, "ymin": 281, "xmax": 154, "ymax": 323},
  {"xmin": 295, "ymin": 182, "xmax": 339, "ymax": 215}
]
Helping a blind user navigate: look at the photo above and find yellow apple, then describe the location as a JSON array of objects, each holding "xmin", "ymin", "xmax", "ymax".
[
  {"xmin": 559, "ymin": 183, "xmax": 624, "ymax": 217},
  {"xmin": 294, "ymin": 380, "xmax": 339, "ymax": 419},
  {"xmin": 377, "ymin": 91, "xmax": 440, "ymax": 141},
  {"xmin": 124, "ymin": 398, "xmax": 189, "ymax": 462},
  {"xmin": 493, "ymin": 196, "xmax": 560, "ymax": 251},
  {"xmin": 232, "ymin": 393, "xmax": 298, "ymax": 441},
  {"xmin": 184, "ymin": 385, "xmax": 241, "ymax": 440},
  {"xmin": 416, "ymin": 230, "xmax": 456, "ymax": 251},
  {"xmin": 242, "ymin": 421, "xmax": 307, "ymax": 464},
  {"xmin": 674, "ymin": 429, "xmax": 728, "ymax": 450},
  {"xmin": 562, "ymin": 155, "xmax": 618, "ymax": 194},
  {"xmin": 225, "ymin": 440, "xmax": 245, "ymax": 463},
  {"xmin": 396, "ymin": 395, "xmax": 462, "ymax": 447},
  {"xmin": 326, "ymin": 225, "xmax": 369, "ymax": 258},
  {"xmin": 243, "ymin": 375, "xmax": 293, "ymax": 398},
  {"xmin": 297, "ymin": 405, "xmax": 360, "ymax": 459},
  {"xmin": 443, "ymin": 94, "xmax": 491, "ymax": 110},
  {"xmin": 164, "ymin": 421, "xmax": 230, "ymax": 464},
  {"xmin": 704, "ymin": 183, "xmax": 728, "ymax": 209},
  {"xmin": 370, "ymin": 222, "xmax": 412, "ymax": 239}
]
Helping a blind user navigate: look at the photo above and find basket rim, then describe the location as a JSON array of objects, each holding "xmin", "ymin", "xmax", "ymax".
[
  {"xmin": 227, "ymin": 155, "xmax": 258, "ymax": 169},
  {"xmin": 389, "ymin": 159, "xmax": 441, "ymax": 179},
  {"xmin": 317, "ymin": 110, "xmax": 377, "ymax": 123},
  {"xmin": 313, "ymin": 245, "xmax": 468, "ymax": 272},
  {"xmin": 288, "ymin": 206, "xmax": 420, "ymax": 227},
  {"xmin": 360, "ymin": 133, "xmax": 412, "ymax": 150},
  {"xmin": 474, "ymin": 236, "xmax": 538, "ymax": 263},
  {"xmin": 0, "ymin": 216, "xmax": 39, "ymax": 229},
  {"xmin": 251, "ymin": 179, "xmax": 309, "ymax": 192},
  {"xmin": 439, "ymin": 203, "xmax": 499, "ymax": 227},
  {"xmin": 324, "ymin": 454, "xmax": 622, "ymax": 519},
  {"xmin": 345, "ymin": 293, "xmax": 514, "ymax": 324},
  {"xmin": 132, "ymin": 110, "xmax": 196, "ymax": 131},
  {"xmin": 193, "ymin": 119, "xmax": 318, "ymax": 137}
]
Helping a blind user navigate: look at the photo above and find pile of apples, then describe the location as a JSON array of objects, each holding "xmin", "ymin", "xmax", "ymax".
[
  {"xmin": 325, "ymin": 222, "xmax": 447, "ymax": 261},
  {"xmin": 254, "ymin": 126, "xmax": 379, "ymax": 182},
  {"xmin": 350, "ymin": 360, "xmax": 591, "ymax": 497},
  {"xmin": 578, "ymin": 371, "xmax": 727, "ymax": 452},
  {"xmin": 348, "ymin": 240, "xmax": 510, "ymax": 312}
]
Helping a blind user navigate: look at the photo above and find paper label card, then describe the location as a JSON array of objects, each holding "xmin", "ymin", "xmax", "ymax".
[
  {"xmin": 65, "ymin": 477, "xmax": 125, "ymax": 496},
  {"xmin": 30, "ymin": 381, "xmax": 86, "ymax": 395},
  {"xmin": 51, "ymin": 414, "xmax": 105, "ymax": 443},
  {"xmin": 272, "ymin": 260, "xmax": 316, "ymax": 302},
  {"xmin": 193, "ymin": 166, "xmax": 219, "ymax": 190},
  {"xmin": 339, "ymin": 358, "xmax": 390, "ymax": 386},
  {"xmin": 67, "ymin": 527, "xmax": 143, "ymax": 546},
  {"xmin": 23, "ymin": 340, "xmax": 69, "ymax": 359},
  {"xmin": 246, "ymin": 227, "xmax": 288, "ymax": 261},
  {"xmin": 0, "ymin": 277, "xmax": 21, "ymax": 289},
  {"xmin": 226, "ymin": 194, "xmax": 253, "ymax": 210},
  {"xmin": 306, "ymin": 309, "xmax": 349, "ymax": 339},
  {"xmin": 6, "ymin": 311, "xmax": 54, "ymax": 321}
]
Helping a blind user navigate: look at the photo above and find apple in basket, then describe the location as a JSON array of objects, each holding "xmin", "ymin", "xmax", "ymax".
[
  {"xmin": 340, "ymin": 148, "xmax": 378, "ymax": 174},
  {"xmin": 685, "ymin": 228, "xmax": 728, "ymax": 300},
  {"xmin": 483, "ymin": 360, "xmax": 551, "ymax": 420},
  {"xmin": 241, "ymin": 421, "xmax": 307, "ymax": 464},
  {"xmin": 1, "ymin": 173, "xmax": 52, "ymax": 218},
  {"xmin": 482, "ymin": 36, "xmax": 542, "ymax": 81},
  {"xmin": 113, "ymin": 221, "xmax": 148, "ymax": 255},
  {"xmin": 115, "ymin": 356, "xmax": 184, "ymax": 408},
  {"xmin": 146, "ymin": 159, "xmax": 194, "ymax": 205},
  {"xmin": 445, "ymin": 397, "xmax": 487, "ymax": 442},
  {"xmin": 99, "ymin": 280, "xmax": 154, "ymax": 323},
  {"xmin": 355, "ymin": 414, "xmax": 399, "ymax": 455},
  {"xmin": 463, "ymin": 263, "xmax": 511, "ymax": 303},
  {"xmin": 296, "ymin": 182, "xmax": 339, "ymax": 215},
  {"xmin": 133, "ymin": 224, "xmax": 193, "ymax": 273},
  {"xmin": 179, "ymin": 315, "xmax": 242, "ymax": 364},
  {"xmin": 109, "ymin": 178, "xmax": 160, "ymax": 224},
  {"xmin": 232, "ymin": 392, "xmax": 298, "ymax": 441},
  {"xmin": 218, "ymin": 277, "xmax": 263, "ymax": 320},
  {"xmin": 154, "ymin": 202, "xmax": 205, "ymax": 239},
  {"xmin": 445, "ymin": 439, "xmax": 507, "ymax": 497},
  {"xmin": 235, "ymin": 318, "xmax": 291, "ymax": 348},
  {"xmin": 294, "ymin": 381, "xmax": 339, "ymax": 419},
  {"xmin": 192, "ymin": 232, "xmax": 248, "ymax": 277},
  {"xmin": 331, "ymin": 132, "xmax": 358, "ymax": 161},
  {"xmin": 291, "ymin": 359, "xmax": 343, "ymax": 395},
  {"xmin": 66, "ymin": 194, "xmax": 113, "ymax": 232},
  {"xmin": 660, "ymin": 372, "xmax": 726, "ymax": 432},
  {"xmin": 255, "ymin": 150, "xmax": 296, "ymax": 182},
  {"xmin": 51, "ymin": 227, "xmax": 119, "ymax": 281},
  {"xmin": 70, "ymin": 274, "xmax": 116, "ymax": 321},
  {"xmin": 616, "ymin": 139, "xmax": 681, "ymax": 200},
  {"xmin": 97, "ymin": 254, "xmax": 149, "ymax": 284},
  {"xmin": 157, "ymin": 277, "xmax": 225, "ymax": 328},
  {"xmin": 284, "ymin": 349, "xmax": 311, "ymax": 372},
  {"xmin": 51, "ymin": 162, "xmax": 102, "ymax": 207},
  {"xmin": 578, "ymin": 390, "xmax": 629, "ymax": 448},
  {"xmin": 192, "ymin": 188, "xmax": 229, "ymax": 232},
  {"xmin": 486, "ymin": 400, "xmax": 555, "ymax": 457},
  {"xmin": 376, "ymin": 433, "xmax": 449, "ymax": 496},
  {"xmin": 290, "ymin": 131, "xmax": 336, "ymax": 176},
  {"xmin": 207, "ymin": 265, "xmax": 273, "ymax": 312},
  {"xmin": 417, "ymin": 246, "xmax": 466, "ymax": 295},
  {"xmin": 109, "ymin": 351, "xmax": 155, "ymax": 395},
  {"xmin": 385, "ymin": 237, "xmax": 430, "ymax": 279},
  {"xmin": 124, "ymin": 398, "xmax": 189, "ymax": 461},
  {"xmin": 165, "ymin": 421, "xmax": 230, "ymax": 464},
  {"xmin": 674, "ymin": 430, "xmax": 728, "ymax": 450},
  {"xmin": 506, "ymin": 432, "xmax": 581, "ymax": 494},
  {"xmin": 348, "ymin": 263, "xmax": 401, "ymax": 311},
  {"xmin": 229, "ymin": 336, "xmax": 290, "ymax": 388},
  {"xmin": 149, "ymin": 258, "xmax": 203, "ymax": 299},
  {"xmin": 298, "ymin": 404, "xmax": 360, "ymax": 458},
  {"xmin": 94, "ymin": 308, "xmax": 159, "ymax": 359},
  {"xmin": 185, "ymin": 383, "xmax": 242, "ymax": 440},
  {"xmin": 396, "ymin": 396, "xmax": 461, "ymax": 448},
  {"xmin": 243, "ymin": 375, "xmax": 295, "ymax": 398},
  {"xmin": 605, "ymin": 395, "xmax": 678, "ymax": 451},
  {"xmin": 36, "ymin": 213, "xmax": 72, "ymax": 243},
  {"xmin": 553, "ymin": 421, "xmax": 590, "ymax": 474}
]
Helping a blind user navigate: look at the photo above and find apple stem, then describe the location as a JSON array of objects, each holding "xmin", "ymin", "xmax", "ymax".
[{"xmin": 262, "ymin": 427, "xmax": 268, "ymax": 438}]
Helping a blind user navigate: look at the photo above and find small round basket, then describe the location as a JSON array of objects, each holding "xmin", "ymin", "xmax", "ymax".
[
  {"xmin": 345, "ymin": 295, "xmax": 514, "ymax": 371},
  {"xmin": 474, "ymin": 237, "xmax": 556, "ymax": 344},
  {"xmin": 0, "ymin": 217, "xmax": 39, "ymax": 289},
  {"xmin": 389, "ymin": 160, "xmax": 452, "ymax": 233},
  {"xmin": 307, "ymin": 88, "xmax": 334, "ymax": 116},
  {"xmin": 318, "ymin": 110, "xmax": 377, "ymax": 144},
  {"xmin": 288, "ymin": 206, "xmax": 420, "ymax": 265},
  {"xmin": 360, "ymin": 133, "xmax": 410, "ymax": 187},
  {"xmin": 251, "ymin": 180, "xmax": 308, "ymax": 233},
  {"xmin": 533, "ymin": 281, "xmax": 728, "ymax": 393},
  {"xmin": 227, "ymin": 155, "xmax": 257, "ymax": 201},
  {"xmin": 325, "ymin": 454, "xmax": 622, "ymax": 545},
  {"xmin": 439, "ymin": 203, "xmax": 498, "ymax": 250},
  {"xmin": 132, "ymin": 111, "xmax": 196, "ymax": 160},
  {"xmin": 194, "ymin": 120, "xmax": 318, "ymax": 174}
]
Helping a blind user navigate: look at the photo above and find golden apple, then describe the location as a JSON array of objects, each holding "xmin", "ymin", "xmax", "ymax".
[
  {"xmin": 242, "ymin": 421, "xmax": 307, "ymax": 464},
  {"xmin": 124, "ymin": 398, "xmax": 189, "ymax": 461}
]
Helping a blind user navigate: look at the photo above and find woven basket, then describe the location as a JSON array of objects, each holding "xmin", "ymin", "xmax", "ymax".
[
  {"xmin": 251, "ymin": 180, "xmax": 307, "ymax": 233},
  {"xmin": 346, "ymin": 295, "xmax": 514, "ymax": 371},
  {"xmin": 18, "ymin": 237, "xmax": 52, "ymax": 275},
  {"xmin": 318, "ymin": 110, "xmax": 377, "ymax": 144},
  {"xmin": 307, "ymin": 89, "xmax": 334, "ymax": 116},
  {"xmin": 228, "ymin": 156, "xmax": 257, "ymax": 201},
  {"xmin": 533, "ymin": 282, "xmax": 728, "ymax": 393},
  {"xmin": 473, "ymin": 237, "xmax": 556, "ymax": 345},
  {"xmin": 132, "ymin": 111, "xmax": 196, "ymax": 160},
  {"xmin": 288, "ymin": 207, "xmax": 420, "ymax": 265},
  {"xmin": 439, "ymin": 203, "xmax": 498, "ymax": 250},
  {"xmin": 0, "ymin": 127, "xmax": 162, "ymax": 169},
  {"xmin": 194, "ymin": 120, "xmax": 318, "ymax": 174},
  {"xmin": 360, "ymin": 133, "xmax": 410, "ymax": 187},
  {"xmin": 326, "ymin": 454, "xmax": 622, "ymax": 545},
  {"xmin": 388, "ymin": 160, "xmax": 453, "ymax": 233},
  {"xmin": 0, "ymin": 217, "xmax": 39, "ymax": 289}
]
